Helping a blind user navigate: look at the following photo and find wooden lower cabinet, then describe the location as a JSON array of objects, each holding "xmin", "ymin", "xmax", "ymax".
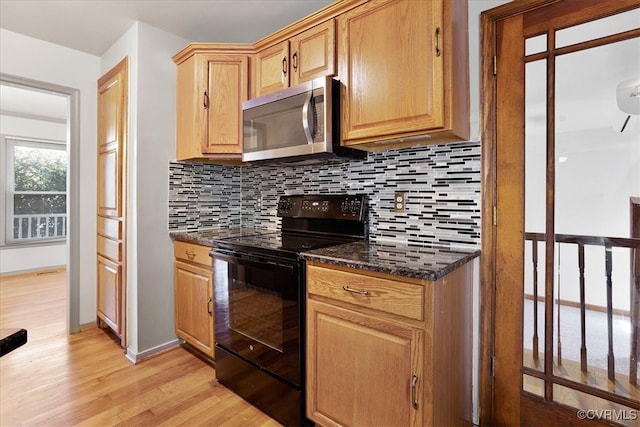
[
  {"xmin": 97, "ymin": 254, "xmax": 122, "ymax": 333},
  {"xmin": 306, "ymin": 260, "xmax": 473, "ymax": 427},
  {"xmin": 174, "ymin": 242, "xmax": 214, "ymax": 358},
  {"xmin": 307, "ymin": 299, "xmax": 424, "ymax": 426}
]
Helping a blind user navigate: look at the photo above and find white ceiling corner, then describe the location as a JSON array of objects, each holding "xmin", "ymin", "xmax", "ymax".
[{"xmin": 0, "ymin": 0, "xmax": 335, "ymax": 57}]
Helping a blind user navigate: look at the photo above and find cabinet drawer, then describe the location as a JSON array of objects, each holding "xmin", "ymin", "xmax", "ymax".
[
  {"xmin": 174, "ymin": 241, "xmax": 212, "ymax": 267},
  {"xmin": 307, "ymin": 264, "xmax": 424, "ymax": 321},
  {"xmin": 97, "ymin": 216, "xmax": 121, "ymax": 239},
  {"xmin": 97, "ymin": 235, "xmax": 121, "ymax": 261}
]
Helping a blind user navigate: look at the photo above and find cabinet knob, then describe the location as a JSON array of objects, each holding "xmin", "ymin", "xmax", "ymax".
[
  {"xmin": 207, "ymin": 297, "xmax": 213, "ymax": 316},
  {"xmin": 282, "ymin": 56, "xmax": 288, "ymax": 76},
  {"xmin": 292, "ymin": 52, "xmax": 298, "ymax": 72},
  {"xmin": 434, "ymin": 27, "xmax": 441, "ymax": 57},
  {"xmin": 185, "ymin": 250, "xmax": 196, "ymax": 260}
]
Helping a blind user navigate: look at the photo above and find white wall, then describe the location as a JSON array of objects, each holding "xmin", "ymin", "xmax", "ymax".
[
  {"xmin": 0, "ymin": 114, "xmax": 68, "ymax": 274},
  {"xmin": 101, "ymin": 22, "xmax": 188, "ymax": 357},
  {"xmin": 0, "ymin": 29, "xmax": 100, "ymax": 326},
  {"xmin": 0, "ymin": 115, "xmax": 67, "ymax": 140}
]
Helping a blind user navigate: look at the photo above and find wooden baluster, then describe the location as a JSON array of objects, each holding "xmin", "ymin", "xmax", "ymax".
[
  {"xmin": 578, "ymin": 244, "xmax": 587, "ymax": 373},
  {"xmin": 557, "ymin": 243, "xmax": 562, "ymax": 366},
  {"xmin": 532, "ymin": 238, "xmax": 539, "ymax": 361},
  {"xmin": 631, "ymin": 246, "xmax": 639, "ymax": 385},
  {"xmin": 605, "ymin": 245, "xmax": 615, "ymax": 382},
  {"xmin": 630, "ymin": 197, "xmax": 640, "ymax": 385}
]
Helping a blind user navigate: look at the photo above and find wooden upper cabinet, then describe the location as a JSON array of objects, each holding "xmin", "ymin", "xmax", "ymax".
[
  {"xmin": 174, "ymin": 45, "xmax": 250, "ymax": 162},
  {"xmin": 338, "ymin": 0, "xmax": 469, "ymax": 149},
  {"xmin": 254, "ymin": 41, "xmax": 290, "ymax": 97},
  {"xmin": 254, "ymin": 19, "xmax": 336, "ymax": 98}
]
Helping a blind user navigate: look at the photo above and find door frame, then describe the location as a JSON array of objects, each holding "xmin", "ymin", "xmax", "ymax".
[
  {"xmin": 0, "ymin": 73, "xmax": 81, "ymax": 334},
  {"xmin": 479, "ymin": 0, "xmax": 640, "ymax": 425}
]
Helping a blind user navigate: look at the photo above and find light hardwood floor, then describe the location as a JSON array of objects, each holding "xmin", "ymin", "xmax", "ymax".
[{"xmin": 0, "ymin": 269, "xmax": 281, "ymax": 426}]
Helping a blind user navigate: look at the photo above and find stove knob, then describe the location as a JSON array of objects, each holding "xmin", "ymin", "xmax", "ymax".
[
  {"xmin": 340, "ymin": 201, "xmax": 349, "ymax": 213},
  {"xmin": 278, "ymin": 199, "xmax": 292, "ymax": 211},
  {"xmin": 349, "ymin": 200, "xmax": 361, "ymax": 215}
]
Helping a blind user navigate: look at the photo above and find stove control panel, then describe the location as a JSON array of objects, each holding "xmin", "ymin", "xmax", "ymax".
[{"xmin": 277, "ymin": 194, "xmax": 366, "ymax": 221}]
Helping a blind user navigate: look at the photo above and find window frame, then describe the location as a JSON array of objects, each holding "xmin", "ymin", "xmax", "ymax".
[{"xmin": 2, "ymin": 134, "xmax": 68, "ymax": 246}]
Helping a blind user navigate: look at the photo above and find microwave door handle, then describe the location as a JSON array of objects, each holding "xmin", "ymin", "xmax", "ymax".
[{"xmin": 301, "ymin": 91, "xmax": 314, "ymax": 144}]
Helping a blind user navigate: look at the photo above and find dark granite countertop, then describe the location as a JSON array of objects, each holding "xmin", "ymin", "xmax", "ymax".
[
  {"xmin": 300, "ymin": 240, "xmax": 480, "ymax": 281},
  {"xmin": 170, "ymin": 228, "xmax": 268, "ymax": 246},
  {"xmin": 171, "ymin": 229, "xmax": 479, "ymax": 281}
]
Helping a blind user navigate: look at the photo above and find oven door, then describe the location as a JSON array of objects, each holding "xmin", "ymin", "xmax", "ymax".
[{"xmin": 211, "ymin": 248, "xmax": 302, "ymax": 386}]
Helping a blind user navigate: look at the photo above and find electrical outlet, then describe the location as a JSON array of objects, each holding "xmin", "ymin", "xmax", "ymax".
[{"xmin": 394, "ymin": 192, "xmax": 405, "ymax": 212}]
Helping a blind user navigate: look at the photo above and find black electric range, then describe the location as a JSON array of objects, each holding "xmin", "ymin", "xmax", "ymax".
[{"xmin": 210, "ymin": 194, "xmax": 366, "ymax": 426}]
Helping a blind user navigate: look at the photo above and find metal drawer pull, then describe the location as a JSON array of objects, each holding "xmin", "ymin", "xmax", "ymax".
[
  {"xmin": 411, "ymin": 374, "xmax": 419, "ymax": 409},
  {"xmin": 185, "ymin": 250, "xmax": 196, "ymax": 260},
  {"xmin": 342, "ymin": 285, "xmax": 370, "ymax": 295},
  {"xmin": 207, "ymin": 297, "xmax": 213, "ymax": 315}
]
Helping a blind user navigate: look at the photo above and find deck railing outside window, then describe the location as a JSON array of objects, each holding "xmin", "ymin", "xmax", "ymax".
[{"xmin": 13, "ymin": 213, "xmax": 67, "ymax": 240}]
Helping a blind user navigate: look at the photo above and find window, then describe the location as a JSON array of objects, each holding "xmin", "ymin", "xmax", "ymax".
[{"xmin": 2, "ymin": 136, "xmax": 67, "ymax": 244}]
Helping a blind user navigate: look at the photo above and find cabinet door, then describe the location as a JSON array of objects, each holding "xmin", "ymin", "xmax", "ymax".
[
  {"xmin": 307, "ymin": 299, "xmax": 423, "ymax": 427},
  {"xmin": 254, "ymin": 41, "xmax": 290, "ymax": 97},
  {"xmin": 97, "ymin": 65, "xmax": 125, "ymax": 218},
  {"xmin": 97, "ymin": 255, "xmax": 121, "ymax": 334},
  {"xmin": 204, "ymin": 54, "xmax": 249, "ymax": 155},
  {"xmin": 290, "ymin": 20, "xmax": 335, "ymax": 86},
  {"xmin": 338, "ymin": 0, "xmax": 444, "ymax": 144},
  {"xmin": 174, "ymin": 260, "xmax": 214, "ymax": 357},
  {"xmin": 176, "ymin": 54, "xmax": 207, "ymax": 160}
]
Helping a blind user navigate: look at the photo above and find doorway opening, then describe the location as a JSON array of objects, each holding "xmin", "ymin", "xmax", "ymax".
[{"xmin": 0, "ymin": 73, "xmax": 81, "ymax": 334}]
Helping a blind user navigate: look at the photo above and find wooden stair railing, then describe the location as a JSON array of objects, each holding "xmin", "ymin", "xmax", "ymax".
[
  {"xmin": 525, "ymin": 232, "xmax": 640, "ymax": 387},
  {"xmin": 630, "ymin": 197, "xmax": 640, "ymax": 385}
]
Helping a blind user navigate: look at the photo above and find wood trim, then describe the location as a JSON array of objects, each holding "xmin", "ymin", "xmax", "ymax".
[
  {"xmin": 480, "ymin": 1, "xmax": 640, "ymax": 425},
  {"xmin": 479, "ymin": 8, "xmax": 498, "ymax": 426},
  {"xmin": 172, "ymin": 44, "xmax": 254, "ymax": 65},
  {"xmin": 521, "ymin": 394, "xmax": 620, "ymax": 427},
  {"xmin": 523, "ymin": 0, "xmax": 640, "ymax": 37}
]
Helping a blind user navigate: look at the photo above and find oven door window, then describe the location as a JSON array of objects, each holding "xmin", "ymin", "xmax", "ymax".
[{"xmin": 213, "ymin": 253, "xmax": 301, "ymax": 385}]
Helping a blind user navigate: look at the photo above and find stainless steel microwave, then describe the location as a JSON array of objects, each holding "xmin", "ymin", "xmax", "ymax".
[{"xmin": 242, "ymin": 76, "xmax": 365, "ymax": 165}]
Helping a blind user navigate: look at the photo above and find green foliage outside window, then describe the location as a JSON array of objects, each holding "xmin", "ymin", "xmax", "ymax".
[
  {"xmin": 10, "ymin": 143, "xmax": 67, "ymax": 240},
  {"xmin": 13, "ymin": 145, "xmax": 66, "ymax": 215}
]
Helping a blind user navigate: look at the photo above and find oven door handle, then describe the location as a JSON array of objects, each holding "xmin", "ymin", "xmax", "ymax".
[{"xmin": 211, "ymin": 249, "xmax": 296, "ymax": 271}]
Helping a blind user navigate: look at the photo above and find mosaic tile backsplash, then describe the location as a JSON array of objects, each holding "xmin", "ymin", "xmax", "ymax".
[{"xmin": 169, "ymin": 141, "xmax": 481, "ymax": 249}]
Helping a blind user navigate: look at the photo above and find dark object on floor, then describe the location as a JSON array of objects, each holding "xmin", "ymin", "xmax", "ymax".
[{"xmin": 0, "ymin": 328, "xmax": 28, "ymax": 356}]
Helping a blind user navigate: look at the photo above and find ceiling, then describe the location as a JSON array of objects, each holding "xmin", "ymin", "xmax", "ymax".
[
  {"xmin": 0, "ymin": 0, "xmax": 334, "ymax": 56},
  {"xmin": 0, "ymin": 0, "xmax": 332, "ymax": 122}
]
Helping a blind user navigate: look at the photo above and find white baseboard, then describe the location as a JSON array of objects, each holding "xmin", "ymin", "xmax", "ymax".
[{"xmin": 125, "ymin": 339, "xmax": 181, "ymax": 364}]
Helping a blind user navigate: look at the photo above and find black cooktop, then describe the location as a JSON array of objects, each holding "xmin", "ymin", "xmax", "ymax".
[
  {"xmin": 218, "ymin": 231, "xmax": 357, "ymax": 256},
  {"xmin": 215, "ymin": 194, "xmax": 367, "ymax": 259}
]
